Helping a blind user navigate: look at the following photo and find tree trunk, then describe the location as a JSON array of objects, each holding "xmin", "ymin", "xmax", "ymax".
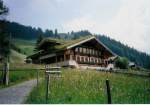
[{"xmin": 3, "ymin": 62, "xmax": 9, "ymax": 85}]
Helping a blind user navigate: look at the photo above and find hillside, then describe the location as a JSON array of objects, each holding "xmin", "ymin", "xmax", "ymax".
[
  {"xmin": 3, "ymin": 21, "xmax": 59, "ymax": 40},
  {"xmin": 97, "ymin": 35, "xmax": 150, "ymax": 69},
  {"xmin": 3, "ymin": 21, "xmax": 150, "ymax": 69},
  {"xmin": 12, "ymin": 39, "xmax": 35, "ymax": 56},
  {"xmin": 9, "ymin": 50, "xmax": 26, "ymax": 64},
  {"xmin": 2, "ymin": 39, "xmax": 34, "ymax": 63}
]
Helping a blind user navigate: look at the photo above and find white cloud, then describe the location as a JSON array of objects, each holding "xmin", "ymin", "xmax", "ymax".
[
  {"xmin": 64, "ymin": 0, "xmax": 150, "ymax": 54},
  {"xmin": 64, "ymin": 16, "xmax": 97, "ymax": 32},
  {"xmin": 4, "ymin": 0, "xmax": 150, "ymax": 54}
]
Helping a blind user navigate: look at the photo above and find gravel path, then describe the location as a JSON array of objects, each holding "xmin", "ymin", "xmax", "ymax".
[{"xmin": 0, "ymin": 79, "xmax": 37, "ymax": 104}]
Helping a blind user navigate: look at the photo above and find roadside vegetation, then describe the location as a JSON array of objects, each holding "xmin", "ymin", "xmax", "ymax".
[
  {"xmin": 27, "ymin": 69, "xmax": 150, "ymax": 104},
  {"xmin": 0, "ymin": 64, "xmax": 44, "ymax": 88}
]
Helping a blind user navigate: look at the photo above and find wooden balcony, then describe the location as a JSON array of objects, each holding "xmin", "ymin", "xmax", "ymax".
[
  {"xmin": 49, "ymin": 60, "xmax": 79, "ymax": 68},
  {"xmin": 75, "ymin": 47, "xmax": 102, "ymax": 57}
]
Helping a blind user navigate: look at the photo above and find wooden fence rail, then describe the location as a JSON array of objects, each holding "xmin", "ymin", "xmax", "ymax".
[{"xmin": 97, "ymin": 69, "xmax": 150, "ymax": 78}]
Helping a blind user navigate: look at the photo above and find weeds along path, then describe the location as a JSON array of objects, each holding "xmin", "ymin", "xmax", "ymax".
[{"xmin": 0, "ymin": 79, "xmax": 36, "ymax": 104}]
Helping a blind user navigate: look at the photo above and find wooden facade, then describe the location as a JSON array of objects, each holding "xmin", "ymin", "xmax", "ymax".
[{"xmin": 29, "ymin": 36, "xmax": 116, "ymax": 69}]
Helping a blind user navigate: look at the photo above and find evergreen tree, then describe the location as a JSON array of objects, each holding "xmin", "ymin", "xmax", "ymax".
[
  {"xmin": 0, "ymin": 0, "xmax": 8, "ymax": 18},
  {"xmin": 35, "ymin": 34, "xmax": 44, "ymax": 51},
  {"xmin": 54, "ymin": 29, "xmax": 58, "ymax": 37},
  {"xmin": 0, "ymin": 0, "xmax": 10, "ymax": 85}
]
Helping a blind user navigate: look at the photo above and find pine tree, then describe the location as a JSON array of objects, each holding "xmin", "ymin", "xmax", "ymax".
[
  {"xmin": 54, "ymin": 29, "xmax": 58, "ymax": 37},
  {"xmin": 0, "ymin": 0, "xmax": 10, "ymax": 85},
  {"xmin": 35, "ymin": 34, "xmax": 44, "ymax": 51}
]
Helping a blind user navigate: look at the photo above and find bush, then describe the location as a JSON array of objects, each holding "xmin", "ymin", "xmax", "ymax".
[
  {"xmin": 26, "ymin": 58, "xmax": 32, "ymax": 64},
  {"xmin": 115, "ymin": 57, "xmax": 129, "ymax": 69}
]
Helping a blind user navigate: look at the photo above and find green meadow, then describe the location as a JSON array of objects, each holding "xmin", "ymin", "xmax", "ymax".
[
  {"xmin": 27, "ymin": 69, "xmax": 150, "ymax": 104},
  {"xmin": 13, "ymin": 39, "xmax": 35, "ymax": 56}
]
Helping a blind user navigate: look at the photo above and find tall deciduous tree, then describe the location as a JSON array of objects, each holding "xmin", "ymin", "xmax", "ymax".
[{"xmin": 0, "ymin": 0, "xmax": 10, "ymax": 85}]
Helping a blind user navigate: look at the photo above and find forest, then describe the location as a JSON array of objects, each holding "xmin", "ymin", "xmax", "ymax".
[{"xmin": 2, "ymin": 20, "xmax": 150, "ymax": 69}]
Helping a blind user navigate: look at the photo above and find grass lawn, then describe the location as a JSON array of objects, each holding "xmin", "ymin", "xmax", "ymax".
[{"xmin": 26, "ymin": 69, "xmax": 150, "ymax": 104}]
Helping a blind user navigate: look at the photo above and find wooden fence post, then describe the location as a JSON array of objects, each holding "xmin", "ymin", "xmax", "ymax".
[
  {"xmin": 45, "ymin": 66, "xmax": 61, "ymax": 104},
  {"xmin": 3, "ymin": 62, "xmax": 9, "ymax": 85},
  {"xmin": 106, "ymin": 79, "xmax": 112, "ymax": 104},
  {"xmin": 37, "ymin": 69, "xmax": 39, "ymax": 88},
  {"xmin": 46, "ymin": 74, "xmax": 50, "ymax": 104}
]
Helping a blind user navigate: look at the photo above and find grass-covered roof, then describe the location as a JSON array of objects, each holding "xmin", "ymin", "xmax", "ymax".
[
  {"xmin": 28, "ymin": 35, "xmax": 94, "ymax": 58},
  {"xmin": 40, "ymin": 35, "xmax": 94, "ymax": 51}
]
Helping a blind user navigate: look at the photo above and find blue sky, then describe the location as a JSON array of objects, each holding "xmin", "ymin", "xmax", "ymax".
[{"xmin": 4, "ymin": 0, "xmax": 150, "ymax": 54}]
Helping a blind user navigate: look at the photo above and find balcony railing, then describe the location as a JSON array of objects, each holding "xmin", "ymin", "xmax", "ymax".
[{"xmin": 48, "ymin": 60, "xmax": 79, "ymax": 68}]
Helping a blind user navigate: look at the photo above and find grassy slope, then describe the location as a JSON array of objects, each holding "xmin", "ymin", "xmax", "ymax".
[
  {"xmin": 9, "ymin": 50, "xmax": 26, "ymax": 64},
  {"xmin": 13, "ymin": 39, "xmax": 35, "ymax": 56},
  {"xmin": 0, "ymin": 38, "xmax": 42, "ymax": 88},
  {"xmin": 0, "ymin": 39, "xmax": 39, "ymax": 88},
  {"xmin": 27, "ymin": 69, "xmax": 150, "ymax": 104}
]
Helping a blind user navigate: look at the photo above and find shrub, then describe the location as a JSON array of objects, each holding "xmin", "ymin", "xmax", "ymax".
[
  {"xmin": 26, "ymin": 58, "xmax": 32, "ymax": 64},
  {"xmin": 115, "ymin": 57, "xmax": 129, "ymax": 69}
]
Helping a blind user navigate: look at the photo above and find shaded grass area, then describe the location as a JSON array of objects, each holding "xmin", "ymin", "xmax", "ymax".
[
  {"xmin": 0, "ymin": 69, "xmax": 44, "ymax": 89},
  {"xmin": 0, "ymin": 64, "xmax": 44, "ymax": 88},
  {"xmin": 0, "ymin": 63, "xmax": 44, "ymax": 70},
  {"xmin": 0, "ymin": 70, "xmax": 35, "ymax": 88},
  {"xmin": 27, "ymin": 69, "xmax": 150, "ymax": 104}
]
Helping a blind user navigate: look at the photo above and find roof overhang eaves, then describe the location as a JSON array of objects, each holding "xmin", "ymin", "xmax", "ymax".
[
  {"xmin": 66, "ymin": 36, "xmax": 95, "ymax": 49},
  {"xmin": 39, "ymin": 53, "xmax": 56, "ymax": 60}
]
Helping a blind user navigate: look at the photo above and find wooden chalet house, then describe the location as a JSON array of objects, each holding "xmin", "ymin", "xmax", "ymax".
[{"xmin": 28, "ymin": 36, "xmax": 117, "ymax": 69}]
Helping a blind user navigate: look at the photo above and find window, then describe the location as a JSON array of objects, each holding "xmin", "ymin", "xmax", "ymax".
[
  {"xmin": 83, "ymin": 48, "xmax": 86, "ymax": 54},
  {"xmin": 81, "ymin": 56, "xmax": 84, "ymax": 62},
  {"xmin": 95, "ymin": 51, "xmax": 98, "ymax": 56},
  {"xmin": 93, "ymin": 58, "xmax": 95, "ymax": 63},
  {"xmin": 77, "ymin": 56, "xmax": 80, "ymax": 61},
  {"xmin": 91, "ymin": 58, "xmax": 94, "ymax": 62},
  {"xmin": 80, "ymin": 47, "xmax": 82, "ymax": 53},
  {"xmin": 92, "ymin": 49, "xmax": 94, "ymax": 55},
  {"xmin": 96, "ymin": 59, "xmax": 98, "ymax": 63},
  {"xmin": 98, "ymin": 51, "xmax": 101, "ymax": 56},
  {"xmin": 75, "ymin": 47, "xmax": 79, "ymax": 52},
  {"xmin": 90, "ymin": 49, "xmax": 92, "ymax": 55},
  {"xmin": 87, "ymin": 48, "xmax": 89, "ymax": 54},
  {"xmin": 85, "ymin": 57, "xmax": 88, "ymax": 62},
  {"xmin": 96, "ymin": 58, "xmax": 99, "ymax": 63},
  {"xmin": 99, "ymin": 58, "xmax": 101, "ymax": 63}
]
